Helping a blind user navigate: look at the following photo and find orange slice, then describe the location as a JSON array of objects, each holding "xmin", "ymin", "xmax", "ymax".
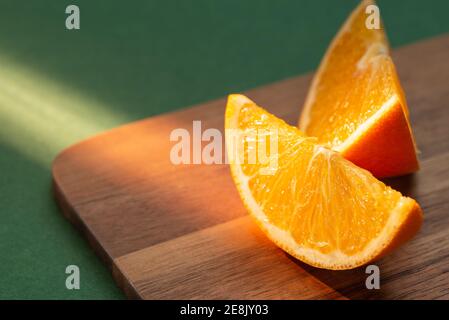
[
  {"xmin": 299, "ymin": 0, "xmax": 419, "ymax": 178},
  {"xmin": 226, "ymin": 94, "xmax": 422, "ymax": 270}
]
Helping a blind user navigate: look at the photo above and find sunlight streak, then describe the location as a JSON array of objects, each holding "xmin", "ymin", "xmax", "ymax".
[{"xmin": 0, "ymin": 52, "xmax": 127, "ymax": 166}]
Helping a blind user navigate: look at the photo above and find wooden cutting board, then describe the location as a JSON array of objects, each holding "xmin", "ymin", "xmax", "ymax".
[{"xmin": 53, "ymin": 34, "xmax": 449, "ymax": 300}]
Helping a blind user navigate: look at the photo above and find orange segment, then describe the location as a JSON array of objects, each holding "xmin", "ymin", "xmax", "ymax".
[
  {"xmin": 299, "ymin": 0, "xmax": 419, "ymax": 178},
  {"xmin": 226, "ymin": 94, "xmax": 422, "ymax": 270}
]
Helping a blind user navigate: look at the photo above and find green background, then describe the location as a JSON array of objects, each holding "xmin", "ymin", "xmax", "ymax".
[{"xmin": 0, "ymin": 0, "xmax": 448, "ymax": 299}]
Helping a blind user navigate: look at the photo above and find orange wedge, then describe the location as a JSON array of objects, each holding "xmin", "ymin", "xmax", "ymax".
[
  {"xmin": 226, "ymin": 94, "xmax": 422, "ymax": 270},
  {"xmin": 299, "ymin": 0, "xmax": 419, "ymax": 178}
]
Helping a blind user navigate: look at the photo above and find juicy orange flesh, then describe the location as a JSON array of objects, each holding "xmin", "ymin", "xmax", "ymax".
[
  {"xmin": 302, "ymin": 1, "xmax": 408, "ymax": 148},
  {"xmin": 235, "ymin": 101, "xmax": 403, "ymax": 255}
]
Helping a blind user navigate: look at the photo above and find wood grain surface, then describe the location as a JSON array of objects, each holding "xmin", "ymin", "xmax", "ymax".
[{"xmin": 53, "ymin": 34, "xmax": 449, "ymax": 299}]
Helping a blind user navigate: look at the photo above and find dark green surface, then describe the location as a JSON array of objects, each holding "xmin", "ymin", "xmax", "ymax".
[{"xmin": 0, "ymin": 0, "xmax": 448, "ymax": 299}]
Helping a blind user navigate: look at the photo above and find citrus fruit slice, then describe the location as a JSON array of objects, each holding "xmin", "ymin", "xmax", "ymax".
[
  {"xmin": 299, "ymin": 0, "xmax": 419, "ymax": 178},
  {"xmin": 226, "ymin": 94, "xmax": 422, "ymax": 270}
]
